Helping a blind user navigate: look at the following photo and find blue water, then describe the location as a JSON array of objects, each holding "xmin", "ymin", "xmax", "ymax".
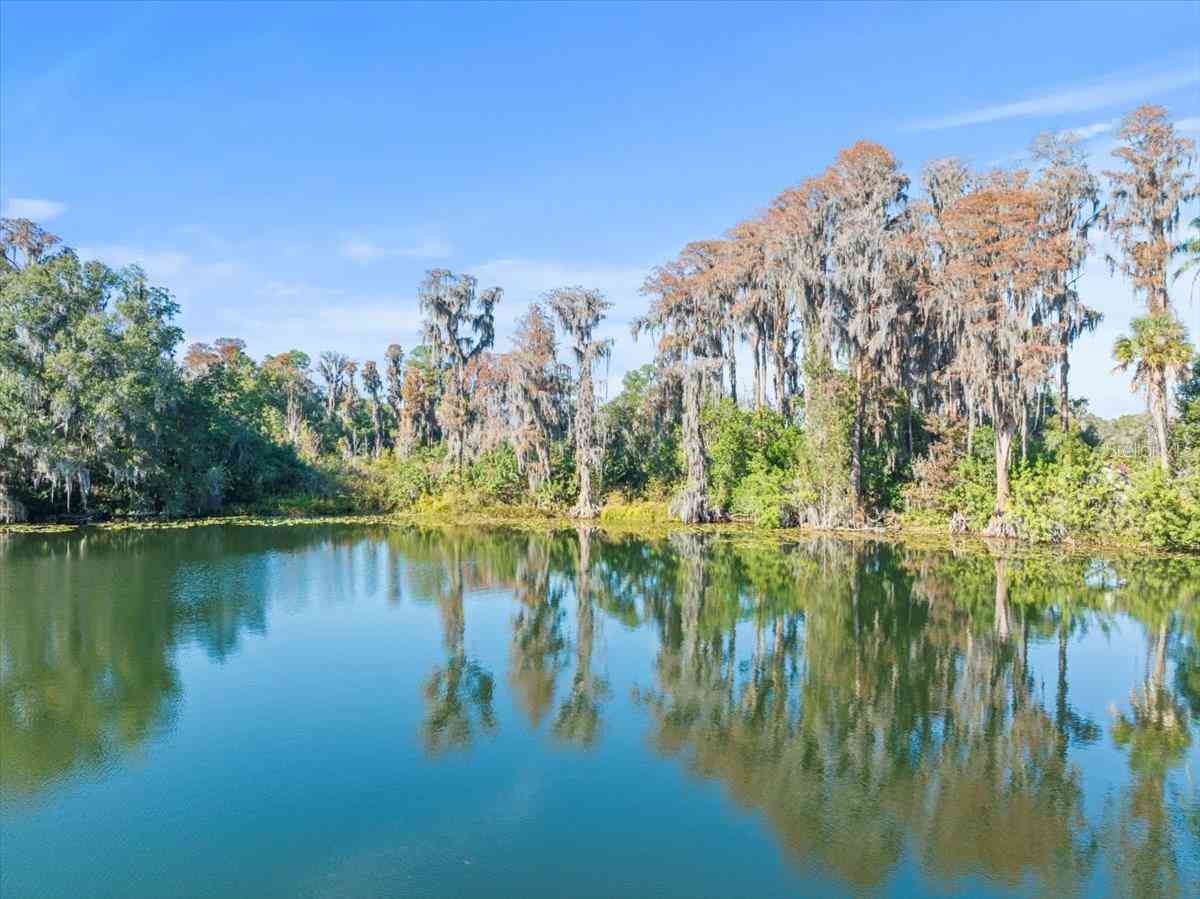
[{"xmin": 2, "ymin": 524, "xmax": 1197, "ymax": 897}]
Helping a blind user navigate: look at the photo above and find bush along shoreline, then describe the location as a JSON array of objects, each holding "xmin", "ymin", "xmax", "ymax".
[{"xmin": 3, "ymin": 106, "xmax": 1199, "ymax": 551}]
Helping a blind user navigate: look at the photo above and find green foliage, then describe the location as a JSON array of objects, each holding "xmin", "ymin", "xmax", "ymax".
[
  {"xmin": 1008, "ymin": 436, "xmax": 1123, "ymax": 542},
  {"xmin": 1172, "ymin": 360, "xmax": 1200, "ymax": 456},
  {"xmin": 601, "ymin": 365, "xmax": 681, "ymax": 495},
  {"xmin": 791, "ymin": 354, "xmax": 856, "ymax": 527},
  {"xmin": 157, "ymin": 375, "xmax": 312, "ymax": 515},
  {"xmin": 465, "ymin": 444, "xmax": 524, "ymax": 504},
  {"xmin": 362, "ymin": 447, "xmax": 445, "ymax": 512},
  {"xmin": 534, "ymin": 440, "xmax": 577, "ymax": 509},
  {"xmin": 4, "ymin": 231, "xmax": 1198, "ymax": 552},
  {"xmin": 902, "ymin": 419, "xmax": 1200, "ymax": 551},
  {"xmin": 1, "ymin": 254, "xmax": 183, "ymax": 514},
  {"xmin": 1125, "ymin": 464, "xmax": 1200, "ymax": 551},
  {"xmin": 1, "ymin": 247, "xmax": 319, "ymax": 519},
  {"xmin": 946, "ymin": 457, "xmax": 997, "ymax": 529},
  {"xmin": 731, "ymin": 458, "xmax": 793, "ymax": 528},
  {"xmin": 702, "ymin": 399, "xmax": 803, "ymax": 526},
  {"xmin": 1112, "ymin": 314, "xmax": 1195, "ymax": 395}
]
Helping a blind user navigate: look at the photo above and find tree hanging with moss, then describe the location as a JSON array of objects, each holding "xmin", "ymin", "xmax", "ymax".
[
  {"xmin": 638, "ymin": 243, "xmax": 728, "ymax": 523},
  {"xmin": 418, "ymin": 269, "xmax": 501, "ymax": 474},
  {"xmin": 546, "ymin": 287, "xmax": 612, "ymax": 518},
  {"xmin": 920, "ymin": 171, "xmax": 1070, "ymax": 533}
]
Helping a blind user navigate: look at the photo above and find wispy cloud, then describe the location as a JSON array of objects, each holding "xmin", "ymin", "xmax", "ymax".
[
  {"xmin": 75, "ymin": 243, "xmax": 239, "ymax": 283},
  {"xmin": 909, "ymin": 65, "xmax": 1199, "ymax": 131},
  {"xmin": 2, "ymin": 197, "xmax": 68, "ymax": 221},
  {"xmin": 1062, "ymin": 120, "xmax": 1116, "ymax": 141},
  {"xmin": 470, "ymin": 258, "xmax": 647, "ymax": 310},
  {"xmin": 339, "ymin": 233, "xmax": 452, "ymax": 263},
  {"xmin": 226, "ymin": 300, "xmax": 426, "ymax": 352}
]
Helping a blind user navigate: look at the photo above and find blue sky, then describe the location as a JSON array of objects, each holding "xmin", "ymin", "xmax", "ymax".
[{"xmin": 2, "ymin": 0, "xmax": 1198, "ymax": 416}]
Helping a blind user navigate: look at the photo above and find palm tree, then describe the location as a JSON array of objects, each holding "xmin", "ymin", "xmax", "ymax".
[{"xmin": 1112, "ymin": 313, "xmax": 1195, "ymax": 471}]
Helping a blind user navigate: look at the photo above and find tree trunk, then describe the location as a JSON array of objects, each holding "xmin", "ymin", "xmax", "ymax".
[
  {"xmin": 966, "ymin": 391, "xmax": 976, "ymax": 456},
  {"xmin": 570, "ymin": 364, "xmax": 600, "ymax": 518},
  {"xmin": 0, "ymin": 484, "xmax": 27, "ymax": 523},
  {"xmin": 849, "ymin": 355, "xmax": 868, "ymax": 516},
  {"xmin": 456, "ymin": 366, "xmax": 466, "ymax": 475},
  {"xmin": 984, "ymin": 424, "xmax": 1017, "ymax": 538},
  {"xmin": 1059, "ymin": 343, "xmax": 1071, "ymax": 432},
  {"xmin": 753, "ymin": 331, "xmax": 765, "ymax": 410},
  {"xmin": 1021, "ymin": 405, "xmax": 1028, "ymax": 463},
  {"xmin": 1150, "ymin": 371, "xmax": 1171, "ymax": 472},
  {"xmin": 772, "ymin": 333, "xmax": 789, "ymax": 419},
  {"xmin": 995, "ymin": 425, "xmax": 1012, "ymax": 513},
  {"xmin": 670, "ymin": 364, "xmax": 713, "ymax": 523},
  {"xmin": 850, "ymin": 358, "xmax": 864, "ymax": 518},
  {"xmin": 726, "ymin": 325, "xmax": 737, "ymax": 404},
  {"xmin": 906, "ymin": 398, "xmax": 913, "ymax": 460}
]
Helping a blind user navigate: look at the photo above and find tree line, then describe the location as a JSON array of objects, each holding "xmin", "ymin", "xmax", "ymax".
[{"xmin": 1, "ymin": 104, "xmax": 1197, "ymax": 545}]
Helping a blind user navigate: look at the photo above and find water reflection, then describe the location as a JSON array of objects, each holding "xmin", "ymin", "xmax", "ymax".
[
  {"xmin": 415, "ymin": 531, "xmax": 498, "ymax": 755},
  {"xmin": 507, "ymin": 534, "xmax": 567, "ymax": 728},
  {"xmin": 2, "ymin": 525, "xmax": 1198, "ymax": 896}
]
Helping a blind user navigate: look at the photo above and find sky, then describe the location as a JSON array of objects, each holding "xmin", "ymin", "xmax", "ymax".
[{"xmin": 2, "ymin": 0, "xmax": 1198, "ymax": 417}]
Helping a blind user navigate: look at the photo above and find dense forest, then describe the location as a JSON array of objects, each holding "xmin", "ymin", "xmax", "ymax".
[{"xmin": 2, "ymin": 104, "xmax": 1198, "ymax": 549}]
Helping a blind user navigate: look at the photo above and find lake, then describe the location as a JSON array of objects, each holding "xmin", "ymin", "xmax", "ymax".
[{"xmin": 1, "ymin": 524, "xmax": 1197, "ymax": 897}]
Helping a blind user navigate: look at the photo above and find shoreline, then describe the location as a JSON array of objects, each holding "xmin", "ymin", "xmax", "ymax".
[{"xmin": 3, "ymin": 509, "xmax": 1196, "ymax": 561}]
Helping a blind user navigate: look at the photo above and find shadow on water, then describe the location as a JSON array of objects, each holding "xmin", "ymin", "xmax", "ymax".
[
  {"xmin": 2, "ymin": 524, "xmax": 1198, "ymax": 896},
  {"xmin": 0, "ymin": 525, "xmax": 376, "ymax": 798}
]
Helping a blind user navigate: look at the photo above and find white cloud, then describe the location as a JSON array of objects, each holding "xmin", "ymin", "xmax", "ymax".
[
  {"xmin": 1176, "ymin": 116, "xmax": 1200, "ymax": 133},
  {"xmin": 231, "ymin": 300, "xmax": 424, "ymax": 345},
  {"xmin": 1062, "ymin": 120, "xmax": 1116, "ymax": 141},
  {"xmin": 2, "ymin": 197, "xmax": 67, "ymax": 221},
  {"xmin": 908, "ymin": 65, "xmax": 1199, "ymax": 131},
  {"xmin": 200, "ymin": 295, "xmax": 426, "ymax": 366},
  {"xmin": 338, "ymin": 233, "xmax": 452, "ymax": 263},
  {"xmin": 203, "ymin": 258, "xmax": 655, "ymax": 377},
  {"xmin": 340, "ymin": 239, "xmax": 388, "ymax": 262},
  {"xmin": 469, "ymin": 258, "xmax": 647, "ymax": 309},
  {"xmin": 75, "ymin": 243, "xmax": 238, "ymax": 283}
]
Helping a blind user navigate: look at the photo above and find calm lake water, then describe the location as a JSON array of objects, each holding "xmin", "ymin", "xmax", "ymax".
[{"xmin": 1, "ymin": 525, "xmax": 1198, "ymax": 898}]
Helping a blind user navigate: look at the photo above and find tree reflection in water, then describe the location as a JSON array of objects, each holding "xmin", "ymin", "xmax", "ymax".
[
  {"xmin": 629, "ymin": 538, "xmax": 1196, "ymax": 895},
  {"xmin": 412, "ymin": 530, "xmax": 498, "ymax": 756},
  {"xmin": 507, "ymin": 534, "xmax": 567, "ymax": 729},
  {"xmin": 1106, "ymin": 613, "xmax": 1194, "ymax": 898},
  {"xmin": 3, "ymin": 525, "xmax": 1197, "ymax": 895},
  {"xmin": 552, "ymin": 526, "xmax": 609, "ymax": 748},
  {"xmin": 0, "ymin": 525, "xmax": 339, "ymax": 798}
]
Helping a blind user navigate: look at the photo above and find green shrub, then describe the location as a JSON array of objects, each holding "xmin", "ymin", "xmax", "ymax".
[
  {"xmin": 1007, "ymin": 436, "xmax": 1122, "ymax": 542},
  {"xmin": 466, "ymin": 445, "xmax": 523, "ymax": 504},
  {"xmin": 791, "ymin": 358, "xmax": 855, "ymax": 527},
  {"xmin": 731, "ymin": 458, "xmax": 792, "ymax": 528},
  {"xmin": 1125, "ymin": 464, "xmax": 1200, "ymax": 551}
]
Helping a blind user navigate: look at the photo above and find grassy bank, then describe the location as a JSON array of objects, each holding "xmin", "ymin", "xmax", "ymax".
[{"xmin": 5, "ymin": 502, "xmax": 1196, "ymax": 562}]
